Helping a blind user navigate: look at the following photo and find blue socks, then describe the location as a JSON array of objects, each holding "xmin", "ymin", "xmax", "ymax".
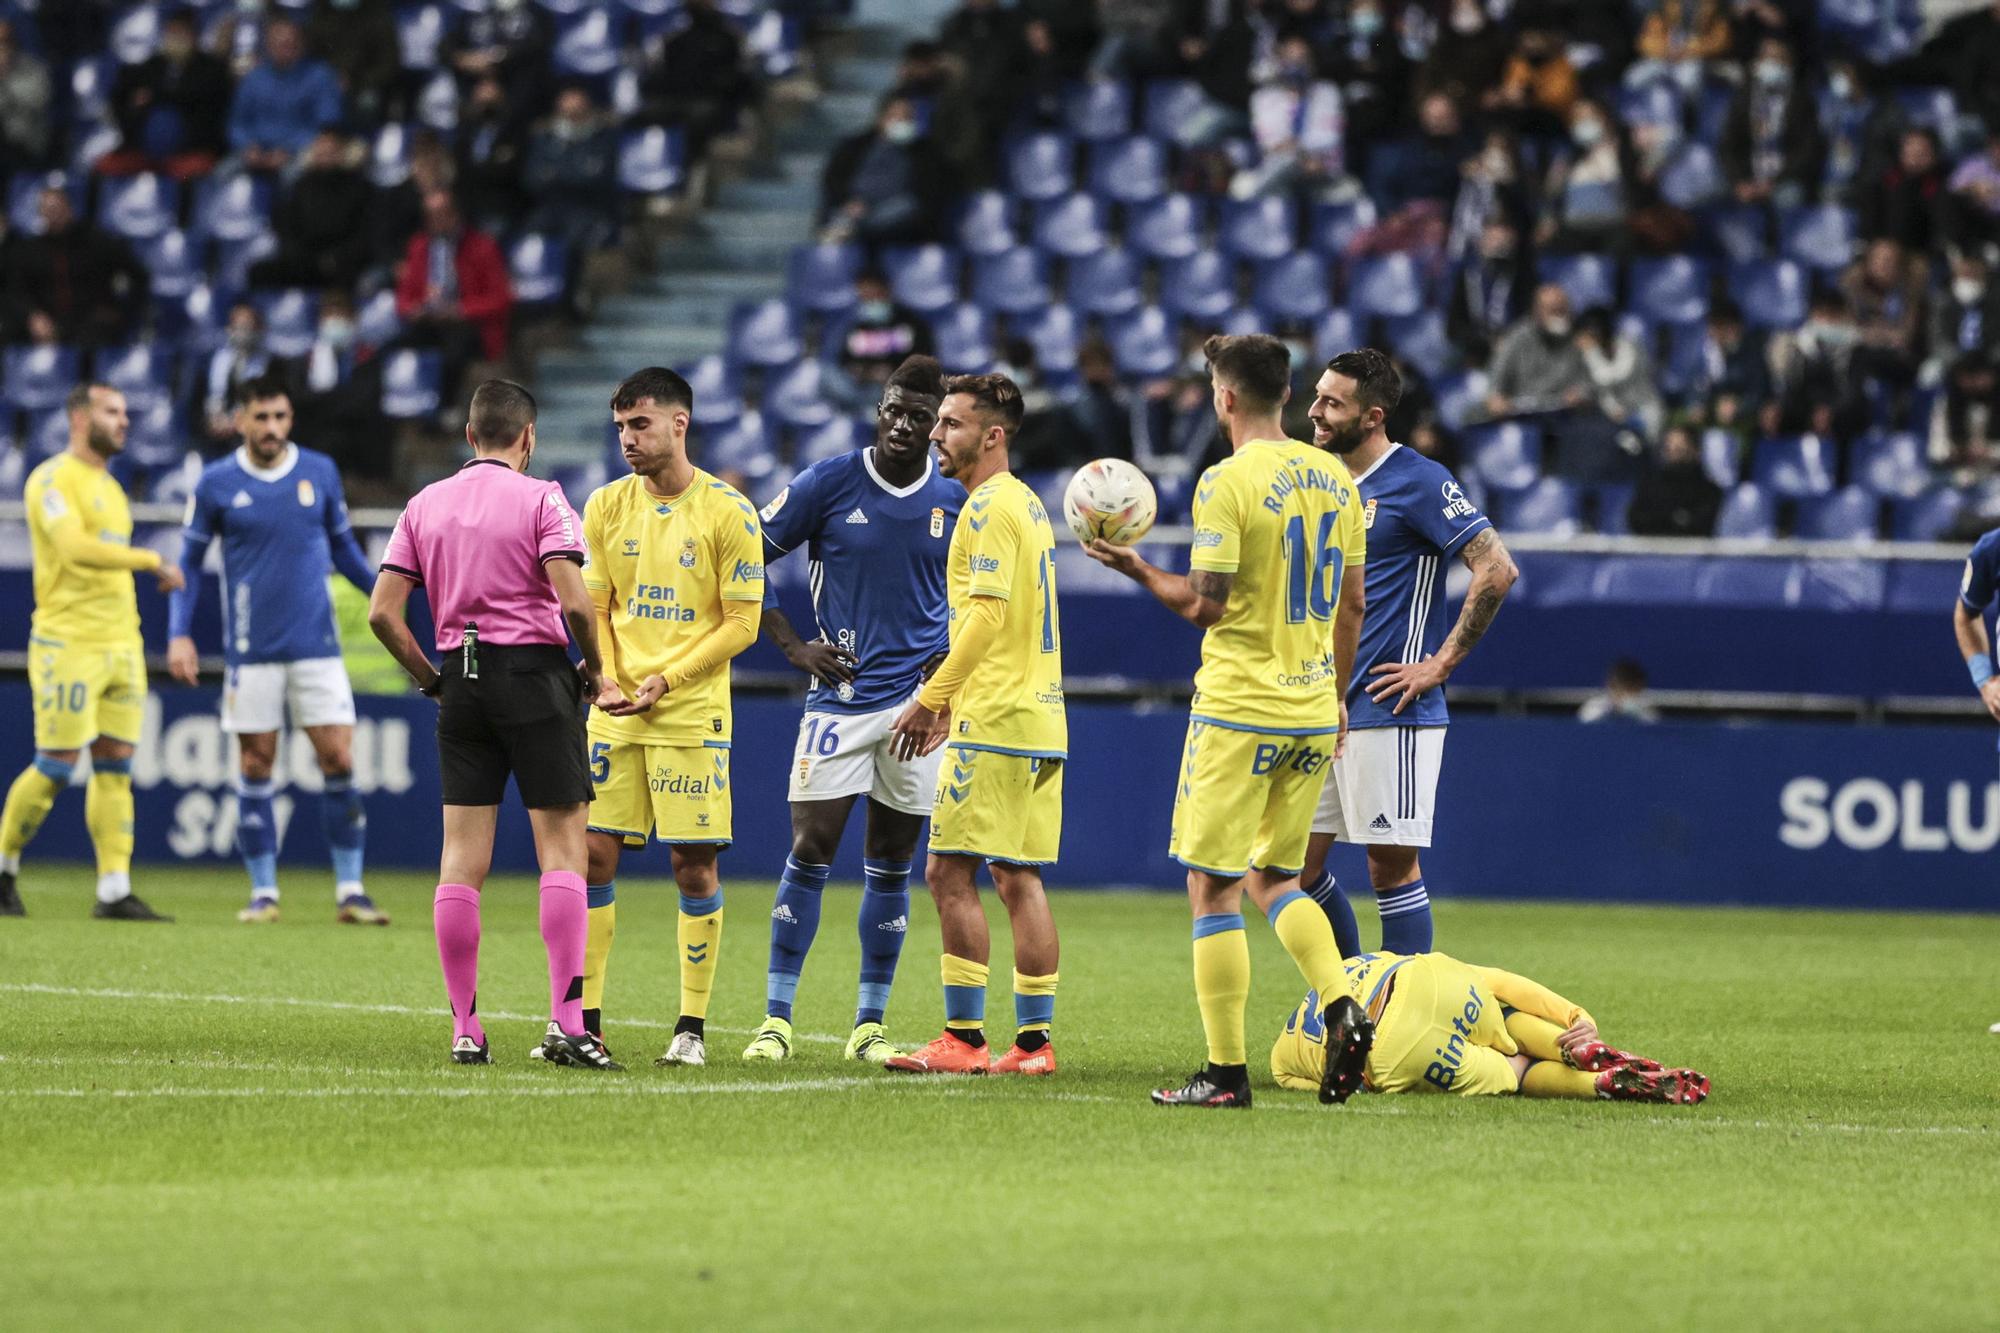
[
  {"xmin": 1306, "ymin": 869, "xmax": 1361, "ymax": 958},
  {"xmin": 856, "ymin": 857, "xmax": 912, "ymax": 1026},
  {"xmin": 320, "ymin": 772, "xmax": 366, "ymax": 896},
  {"xmin": 1378, "ymin": 878, "xmax": 1433, "ymax": 954},
  {"xmin": 235, "ymin": 778, "xmax": 278, "ymax": 897},
  {"xmin": 765, "ymin": 857, "xmax": 829, "ymax": 1022}
]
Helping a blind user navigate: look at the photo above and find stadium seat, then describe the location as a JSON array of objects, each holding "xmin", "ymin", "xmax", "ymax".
[
  {"xmin": 1751, "ymin": 432, "xmax": 1837, "ymax": 497},
  {"xmin": 1657, "ymin": 142, "xmax": 1725, "ymax": 209},
  {"xmin": 95, "ymin": 344, "xmax": 174, "ymax": 414},
  {"xmin": 1382, "ymin": 309, "xmax": 1453, "ymax": 379},
  {"xmin": 1108, "ymin": 305, "xmax": 1178, "ymax": 378},
  {"xmin": 1629, "ymin": 256, "xmax": 1711, "ymax": 327},
  {"xmin": 795, "ymin": 416, "xmax": 871, "ymax": 468},
  {"xmin": 97, "ymin": 173, "xmax": 179, "ymax": 241},
  {"xmin": 253, "ymin": 289, "xmax": 318, "ymax": 359},
  {"xmin": 355, "ymin": 288, "xmax": 402, "ymax": 348},
  {"xmin": 1889, "ymin": 487, "xmax": 1963, "ymax": 541},
  {"xmin": 1127, "ymin": 192, "xmax": 1206, "ymax": 261},
  {"xmin": 1778, "ymin": 204, "xmax": 1858, "ymax": 271},
  {"xmin": 1159, "ymin": 249, "xmax": 1235, "ymax": 321},
  {"xmin": 189, "ymin": 173, "xmax": 274, "ymax": 243},
  {"xmin": 24, "ymin": 408, "xmax": 68, "ymax": 462},
  {"xmin": 1713, "ymin": 483, "xmax": 1777, "ymax": 539},
  {"xmin": 1019, "ymin": 302, "xmax": 1080, "ymax": 377},
  {"xmin": 1066, "ymin": 246, "xmax": 1144, "ymax": 317},
  {"xmin": 1618, "ymin": 75, "xmax": 1683, "ymax": 128},
  {"xmin": 970, "ymin": 246, "xmax": 1052, "ymax": 314},
  {"xmin": 1850, "ymin": 431, "xmax": 1930, "ymax": 499},
  {"xmin": 1217, "ymin": 195, "xmax": 1297, "ymax": 263},
  {"xmin": 1795, "ymin": 485, "xmax": 1880, "ymax": 541},
  {"xmin": 882, "ymin": 243, "xmax": 960, "ymax": 314},
  {"xmin": 1031, "ymin": 192, "xmax": 1110, "ymax": 259},
  {"xmin": 1087, "ymin": 135, "xmax": 1168, "ymax": 207},
  {"xmin": 762, "ymin": 358, "xmax": 835, "ymax": 433},
  {"xmin": 1701, "ymin": 428, "xmax": 1741, "ymax": 488},
  {"xmin": 1694, "ymin": 557, "xmax": 1798, "ymax": 607},
  {"xmin": 1311, "ymin": 307, "xmax": 1360, "ymax": 364},
  {"xmin": 1433, "ymin": 370, "xmax": 1489, "ymax": 431},
  {"xmin": 9, "ymin": 171, "xmax": 85, "ymax": 236},
  {"xmin": 507, "ymin": 233, "xmax": 570, "ymax": 308},
  {"xmin": 1536, "ymin": 253, "xmax": 1619, "ymax": 314},
  {"xmin": 394, "ymin": 4, "xmax": 448, "ymax": 71},
  {"xmin": 725, "ymin": 299, "xmax": 804, "ymax": 369},
  {"xmin": 1588, "ymin": 555, "xmax": 1702, "ymax": 605},
  {"xmin": 954, "ymin": 190, "xmax": 1018, "ymax": 257},
  {"xmin": 786, "ymin": 242, "xmax": 862, "ymax": 315},
  {"xmin": 1006, "ymin": 132, "xmax": 1075, "ymax": 203},
  {"xmin": 124, "ymin": 401, "xmax": 183, "ymax": 469},
  {"xmin": 1142, "ymin": 79, "xmax": 1212, "ymax": 147},
  {"xmin": 369, "ymin": 121, "xmax": 413, "ymax": 188},
  {"xmin": 1251, "ymin": 252, "xmax": 1331, "ymax": 324},
  {"xmin": 3, "ymin": 345, "xmax": 82, "ymax": 413},
  {"xmin": 746, "ymin": 11, "xmax": 804, "ymax": 81},
  {"xmin": 379, "ymin": 350, "xmax": 442, "ymax": 419},
  {"xmin": 706, "ymin": 410, "xmax": 779, "ymax": 492},
  {"xmin": 618, "ymin": 126, "xmax": 685, "ymax": 195},
  {"xmin": 1706, "ymin": 203, "xmax": 1771, "ymax": 262},
  {"xmin": 1504, "ymin": 476, "xmax": 1580, "ymax": 535},
  {"xmin": 109, "ymin": 5, "xmax": 162, "ymax": 65},
  {"xmin": 679, "ymin": 354, "xmax": 742, "ymax": 427},
  {"xmin": 1729, "ymin": 259, "xmax": 1808, "ymax": 330},
  {"xmin": 930, "ymin": 301, "xmax": 995, "ymax": 371},
  {"xmin": 1346, "ymin": 254, "xmax": 1430, "ymax": 320},
  {"xmin": 1065, "ymin": 80, "xmax": 1133, "ymax": 143},
  {"xmin": 1463, "ymin": 421, "xmax": 1542, "ymax": 492},
  {"xmin": 1591, "ymin": 481, "xmax": 1635, "ymax": 534},
  {"xmin": 552, "ymin": 8, "xmax": 622, "ymax": 77},
  {"xmin": 1305, "ymin": 197, "xmax": 1378, "ymax": 258}
]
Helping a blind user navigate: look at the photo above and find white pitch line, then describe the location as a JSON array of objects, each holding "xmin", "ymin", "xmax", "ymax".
[{"xmin": 0, "ymin": 1076, "xmax": 891, "ymax": 1101}]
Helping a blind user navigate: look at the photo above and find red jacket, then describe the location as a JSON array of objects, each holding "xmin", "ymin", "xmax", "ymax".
[{"xmin": 395, "ymin": 227, "xmax": 513, "ymax": 360}]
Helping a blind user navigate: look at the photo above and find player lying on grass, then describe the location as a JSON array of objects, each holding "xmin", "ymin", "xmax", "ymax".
[{"xmin": 1268, "ymin": 950, "xmax": 1710, "ymax": 1105}]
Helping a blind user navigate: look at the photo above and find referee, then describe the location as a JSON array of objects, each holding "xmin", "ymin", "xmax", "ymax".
[{"xmin": 368, "ymin": 380, "xmax": 621, "ymax": 1070}]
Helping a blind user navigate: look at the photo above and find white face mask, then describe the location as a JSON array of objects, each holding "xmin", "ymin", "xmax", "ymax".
[
  {"xmin": 1572, "ymin": 118, "xmax": 1604, "ymax": 147},
  {"xmin": 1829, "ymin": 71, "xmax": 1854, "ymax": 99},
  {"xmin": 1541, "ymin": 316, "xmax": 1572, "ymax": 338},
  {"xmin": 1954, "ymin": 278, "xmax": 1987, "ymax": 304},
  {"xmin": 1451, "ymin": 5, "xmax": 1483, "ymax": 33},
  {"xmin": 883, "ymin": 120, "xmax": 917, "ymax": 145},
  {"xmin": 1754, "ymin": 59, "xmax": 1789, "ymax": 89}
]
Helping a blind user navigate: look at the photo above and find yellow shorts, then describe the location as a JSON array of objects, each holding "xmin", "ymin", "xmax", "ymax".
[
  {"xmin": 1170, "ymin": 719, "xmax": 1337, "ymax": 878},
  {"xmin": 586, "ymin": 735, "xmax": 732, "ymax": 847},
  {"xmin": 1364, "ymin": 954, "xmax": 1521, "ymax": 1096},
  {"xmin": 929, "ymin": 746, "xmax": 1063, "ymax": 866},
  {"xmin": 29, "ymin": 635, "xmax": 146, "ymax": 753}
]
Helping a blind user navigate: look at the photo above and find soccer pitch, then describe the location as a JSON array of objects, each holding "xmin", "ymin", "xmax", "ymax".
[{"xmin": 1, "ymin": 868, "xmax": 1995, "ymax": 1331}]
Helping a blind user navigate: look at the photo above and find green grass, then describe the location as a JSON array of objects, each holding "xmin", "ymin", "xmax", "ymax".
[{"xmin": 2, "ymin": 867, "xmax": 1997, "ymax": 1331}]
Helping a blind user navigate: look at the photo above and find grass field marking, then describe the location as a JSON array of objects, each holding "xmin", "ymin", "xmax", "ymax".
[{"xmin": 0, "ymin": 1075, "xmax": 893, "ymax": 1101}]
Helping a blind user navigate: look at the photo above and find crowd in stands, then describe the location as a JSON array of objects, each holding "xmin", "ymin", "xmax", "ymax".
[
  {"xmin": 0, "ymin": 0, "xmax": 783, "ymax": 499},
  {"xmin": 771, "ymin": 0, "xmax": 2000, "ymax": 542}
]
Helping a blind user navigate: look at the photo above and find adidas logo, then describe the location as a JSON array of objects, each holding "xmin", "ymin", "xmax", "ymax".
[
  {"xmin": 231, "ymin": 491, "xmax": 252, "ymax": 508},
  {"xmin": 772, "ymin": 903, "xmax": 797, "ymax": 923},
  {"xmin": 877, "ymin": 914, "xmax": 908, "ymax": 933},
  {"xmin": 844, "ymin": 508, "xmax": 869, "ymax": 525},
  {"xmin": 1369, "ymin": 814, "xmax": 1393, "ymax": 833}
]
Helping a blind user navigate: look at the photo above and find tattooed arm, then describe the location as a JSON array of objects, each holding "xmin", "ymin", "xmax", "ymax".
[
  {"xmin": 1084, "ymin": 540, "xmax": 1234, "ymax": 629},
  {"xmin": 1365, "ymin": 527, "xmax": 1519, "ymax": 714}
]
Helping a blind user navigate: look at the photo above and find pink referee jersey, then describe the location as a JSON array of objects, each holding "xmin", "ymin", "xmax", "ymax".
[{"xmin": 381, "ymin": 458, "xmax": 587, "ymax": 650}]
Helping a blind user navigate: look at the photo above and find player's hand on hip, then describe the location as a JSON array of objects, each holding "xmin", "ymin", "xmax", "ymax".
[
  {"xmin": 603, "ymin": 674, "xmax": 666, "ymax": 715},
  {"xmin": 1367, "ymin": 654, "xmax": 1449, "ymax": 714},
  {"xmin": 1982, "ymin": 678, "xmax": 2000, "ymax": 724},
  {"xmin": 165, "ymin": 636, "xmax": 200, "ymax": 686},
  {"xmin": 155, "ymin": 564, "xmax": 186, "ymax": 595},
  {"xmin": 790, "ymin": 640, "xmax": 857, "ymax": 686},
  {"xmin": 1084, "ymin": 539, "xmax": 1142, "ymax": 576},
  {"xmin": 890, "ymin": 698, "xmax": 945, "ymax": 761}
]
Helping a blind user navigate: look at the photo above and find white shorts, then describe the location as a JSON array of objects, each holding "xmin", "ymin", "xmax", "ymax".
[
  {"xmin": 787, "ymin": 701, "xmax": 944, "ymax": 817},
  {"xmin": 1311, "ymin": 725, "xmax": 1446, "ymax": 847},
  {"xmin": 221, "ymin": 657, "xmax": 358, "ymax": 735}
]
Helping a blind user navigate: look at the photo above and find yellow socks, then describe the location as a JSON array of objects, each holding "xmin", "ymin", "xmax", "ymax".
[
  {"xmin": 1503, "ymin": 1008, "xmax": 1569, "ymax": 1063},
  {"xmin": 0, "ymin": 757, "xmax": 69, "ymax": 861},
  {"xmin": 942, "ymin": 953, "xmax": 989, "ymax": 1033},
  {"xmin": 1269, "ymin": 890, "xmax": 1344, "ymax": 1001},
  {"xmin": 1520, "ymin": 1061, "xmax": 1600, "ymax": 1099},
  {"xmin": 1191, "ymin": 913, "xmax": 1250, "ymax": 1066},
  {"xmin": 677, "ymin": 888, "xmax": 723, "ymax": 1021},
  {"xmin": 84, "ymin": 758, "xmax": 134, "ymax": 876},
  {"xmin": 582, "ymin": 881, "xmax": 616, "ymax": 1031}
]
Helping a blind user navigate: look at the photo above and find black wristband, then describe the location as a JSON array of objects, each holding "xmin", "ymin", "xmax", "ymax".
[{"xmin": 419, "ymin": 675, "xmax": 444, "ymax": 698}]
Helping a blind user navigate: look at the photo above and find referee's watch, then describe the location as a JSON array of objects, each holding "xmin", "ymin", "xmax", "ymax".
[{"xmin": 419, "ymin": 673, "xmax": 444, "ymax": 698}]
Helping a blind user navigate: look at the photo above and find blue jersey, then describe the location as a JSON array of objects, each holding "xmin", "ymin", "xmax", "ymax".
[
  {"xmin": 1962, "ymin": 528, "xmax": 2000, "ymax": 621},
  {"xmin": 169, "ymin": 444, "xmax": 375, "ymax": 666},
  {"xmin": 760, "ymin": 447, "xmax": 962, "ymax": 715},
  {"xmin": 1345, "ymin": 444, "xmax": 1492, "ymax": 731}
]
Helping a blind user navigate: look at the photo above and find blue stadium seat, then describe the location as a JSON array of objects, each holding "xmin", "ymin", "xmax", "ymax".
[
  {"xmin": 706, "ymin": 410, "xmax": 779, "ymax": 490},
  {"xmin": 1127, "ymin": 192, "xmax": 1206, "ymax": 261},
  {"xmin": 955, "ymin": 190, "xmax": 1018, "ymax": 258},
  {"xmin": 1031, "ymin": 192, "xmax": 1110, "ymax": 259},
  {"xmin": 796, "ymin": 417, "xmax": 871, "ymax": 468},
  {"xmin": 3, "ymin": 345, "xmax": 82, "ymax": 413},
  {"xmin": 1021, "ymin": 302, "xmax": 1080, "ymax": 377},
  {"xmin": 1729, "ymin": 259, "xmax": 1808, "ymax": 330},
  {"xmin": 1536, "ymin": 252, "xmax": 1618, "ymax": 314},
  {"xmin": 1778, "ymin": 204, "xmax": 1858, "ymax": 271},
  {"xmin": 1432, "ymin": 370, "xmax": 1489, "ymax": 431},
  {"xmin": 618, "ymin": 126, "xmax": 685, "ymax": 195},
  {"xmin": 69, "ymin": 56, "xmax": 115, "ymax": 126},
  {"xmin": 1383, "ymin": 309, "xmax": 1453, "ymax": 379},
  {"xmin": 745, "ymin": 11, "xmax": 804, "ymax": 81},
  {"xmin": 1087, "ymin": 135, "xmax": 1168, "ymax": 206},
  {"xmin": 97, "ymin": 172, "xmax": 178, "ymax": 241},
  {"xmin": 1306, "ymin": 197, "xmax": 1378, "ymax": 257},
  {"xmin": 395, "ymin": 5, "xmax": 448, "ymax": 72},
  {"xmin": 254, "ymin": 288, "xmax": 317, "ymax": 359},
  {"xmin": 1628, "ymin": 256, "xmax": 1711, "ymax": 327},
  {"xmin": 1889, "ymin": 487, "xmax": 1963, "ymax": 541},
  {"xmin": 970, "ymin": 246, "xmax": 1052, "ymax": 314},
  {"xmin": 882, "ymin": 243, "xmax": 960, "ymax": 314},
  {"xmin": 1657, "ymin": 142, "xmax": 1725, "ymax": 209},
  {"xmin": 369, "ymin": 121, "xmax": 413, "ymax": 188},
  {"xmin": 931, "ymin": 301, "xmax": 995, "ymax": 371},
  {"xmin": 786, "ymin": 242, "xmax": 861, "ymax": 315},
  {"xmin": 725, "ymin": 299, "xmax": 804, "ymax": 368},
  {"xmin": 1006, "ymin": 132, "xmax": 1075, "ymax": 203},
  {"xmin": 1588, "ymin": 555, "xmax": 1702, "ymax": 605},
  {"xmin": 1142, "ymin": 79, "xmax": 1211, "ymax": 147},
  {"xmin": 1065, "ymin": 80, "xmax": 1133, "ymax": 142},
  {"xmin": 1463, "ymin": 421, "xmax": 1542, "ymax": 492},
  {"xmin": 355, "ymin": 288, "xmax": 402, "ymax": 349},
  {"xmin": 95, "ymin": 344, "xmax": 174, "ymax": 414},
  {"xmin": 1108, "ymin": 305, "xmax": 1178, "ymax": 378},
  {"xmin": 1159, "ymin": 249, "xmax": 1235, "ymax": 321},
  {"xmin": 762, "ymin": 358, "xmax": 835, "ymax": 433},
  {"xmin": 1850, "ymin": 430, "xmax": 1930, "ymax": 499},
  {"xmin": 1311, "ymin": 307, "xmax": 1360, "ymax": 364},
  {"xmin": 190, "ymin": 173, "xmax": 274, "ymax": 243},
  {"xmin": 1251, "ymin": 252, "xmax": 1330, "ymax": 324},
  {"xmin": 109, "ymin": 5, "xmax": 163, "ymax": 66},
  {"xmin": 380, "ymin": 350, "xmax": 443, "ymax": 420},
  {"xmin": 1751, "ymin": 432, "xmax": 1837, "ymax": 497},
  {"xmin": 552, "ymin": 8, "xmax": 622, "ymax": 77},
  {"xmin": 1713, "ymin": 483, "xmax": 1777, "ymax": 539},
  {"xmin": 1706, "ymin": 203, "xmax": 1771, "ymax": 262},
  {"xmin": 1795, "ymin": 485, "xmax": 1879, "ymax": 540},
  {"xmin": 1066, "ymin": 246, "xmax": 1144, "ymax": 317},
  {"xmin": 679, "ymin": 354, "xmax": 742, "ymax": 427},
  {"xmin": 507, "ymin": 233, "xmax": 570, "ymax": 308},
  {"xmin": 1505, "ymin": 476, "xmax": 1580, "ymax": 535},
  {"xmin": 1592, "ymin": 481, "xmax": 1635, "ymax": 534},
  {"xmin": 1345, "ymin": 254, "xmax": 1430, "ymax": 320},
  {"xmin": 10, "ymin": 171, "xmax": 86, "ymax": 236},
  {"xmin": 1217, "ymin": 195, "xmax": 1297, "ymax": 263},
  {"xmin": 1618, "ymin": 76, "xmax": 1683, "ymax": 128},
  {"xmin": 24, "ymin": 408, "xmax": 69, "ymax": 462},
  {"xmin": 1701, "ymin": 428, "xmax": 1741, "ymax": 487},
  {"xmin": 1694, "ymin": 557, "xmax": 1797, "ymax": 606}
]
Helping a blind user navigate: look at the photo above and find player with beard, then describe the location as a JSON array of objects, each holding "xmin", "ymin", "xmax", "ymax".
[{"xmin": 1301, "ymin": 350, "xmax": 1518, "ymax": 958}]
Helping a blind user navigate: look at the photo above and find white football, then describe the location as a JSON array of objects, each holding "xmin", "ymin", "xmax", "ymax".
[{"xmin": 1062, "ymin": 458, "xmax": 1158, "ymax": 546}]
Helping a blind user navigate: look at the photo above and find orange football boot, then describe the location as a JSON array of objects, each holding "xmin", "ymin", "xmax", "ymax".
[
  {"xmin": 989, "ymin": 1041, "xmax": 1057, "ymax": 1076},
  {"xmin": 883, "ymin": 1031, "xmax": 992, "ymax": 1074}
]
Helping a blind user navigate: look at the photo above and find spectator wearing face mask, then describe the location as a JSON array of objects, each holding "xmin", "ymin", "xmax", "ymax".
[
  {"xmin": 204, "ymin": 302, "xmax": 277, "ymax": 441},
  {"xmin": 2, "ymin": 184, "xmax": 146, "ymax": 348},
  {"xmin": 1233, "ymin": 34, "xmax": 1344, "ymax": 200},
  {"xmin": 1929, "ymin": 251, "xmax": 2000, "ymax": 474},
  {"xmin": 456, "ymin": 74, "xmax": 528, "ymax": 236},
  {"xmin": 1371, "ymin": 91, "xmax": 1470, "ymax": 219},
  {"xmin": 103, "ymin": 9, "xmax": 234, "ymax": 178},
  {"xmin": 523, "ymin": 85, "xmax": 619, "ymax": 255},
  {"xmin": 818, "ymin": 96, "xmax": 954, "ymax": 248},
  {"xmin": 830, "ymin": 271, "xmax": 935, "ymax": 395},
  {"xmin": 1719, "ymin": 37, "xmax": 1822, "ymax": 213},
  {"xmin": 1537, "ymin": 99, "xmax": 1629, "ymax": 253},
  {"xmin": 1448, "ymin": 217, "xmax": 1530, "ymax": 367},
  {"xmin": 1578, "ymin": 659, "xmax": 1661, "ymax": 723},
  {"xmin": 640, "ymin": 0, "xmax": 755, "ymax": 157},
  {"xmin": 443, "ymin": 0, "xmax": 551, "ymax": 119},
  {"xmin": 1768, "ymin": 289, "xmax": 1869, "ymax": 442},
  {"xmin": 1681, "ymin": 299, "xmax": 1771, "ymax": 421},
  {"xmin": 249, "ymin": 129, "xmax": 374, "ymax": 291},
  {"xmin": 1838, "ymin": 237, "xmax": 1927, "ymax": 402},
  {"xmin": 1860, "ymin": 128, "xmax": 1945, "ymax": 255},
  {"xmin": 293, "ymin": 291, "xmax": 395, "ymax": 482},
  {"xmin": 1487, "ymin": 283, "xmax": 1592, "ymax": 418},
  {"xmin": 304, "ymin": 0, "xmax": 402, "ymax": 128},
  {"xmin": 1628, "ymin": 425, "xmax": 1722, "ymax": 537},
  {"xmin": 1448, "ymin": 131, "xmax": 1530, "ymax": 261},
  {"xmin": 1576, "ymin": 307, "xmax": 1662, "ymax": 441},
  {"xmin": 1323, "ymin": 0, "xmax": 1409, "ymax": 178},
  {"xmin": 1816, "ymin": 59, "xmax": 1893, "ymax": 203},
  {"xmin": 0, "ymin": 19, "xmax": 52, "ymax": 176},
  {"xmin": 1421, "ymin": 0, "xmax": 1510, "ymax": 104},
  {"xmin": 228, "ymin": 17, "xmax": 344, "ymax": 174}
]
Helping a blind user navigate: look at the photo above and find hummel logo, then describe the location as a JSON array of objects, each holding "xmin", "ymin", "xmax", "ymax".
[
  {"xmin": 1369, "ymin": 814, "xmax": 1393, "ymax": 833},
  {"xmin": 878, "ymin": 915, "xmax": 908, "ymax": 933},
  {"xmin": 772, "ymin": 903, "xmax": 797, "ymax": 923},
  {"xmin": 231, "ymin": 491, "xmax": 252, "ymax": 508},
  {"xmin": 845, "ymin": 508, "xmax": 869, "ymax": 525}
]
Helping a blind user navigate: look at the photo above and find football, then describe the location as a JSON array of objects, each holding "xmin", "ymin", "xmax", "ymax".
[{"xmin": 1062, "ymin": 458, "xmax": 1158, "ymax": 546}]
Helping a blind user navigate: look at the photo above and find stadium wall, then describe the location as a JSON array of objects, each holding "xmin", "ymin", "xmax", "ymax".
[{"xmin": 4, "ymin": 684, "xmax": 1990, "ymax": 912}]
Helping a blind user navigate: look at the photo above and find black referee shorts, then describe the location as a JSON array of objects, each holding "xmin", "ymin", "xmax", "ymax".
[{"xmin": 436, "ymin": 644, "xmax": 593, "ymax": 809}]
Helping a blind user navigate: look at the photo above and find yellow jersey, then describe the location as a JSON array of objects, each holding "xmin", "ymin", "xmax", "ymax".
[
  {"xmin": 939, "ymin": 472, "xmax": 1065, "ymax": 758},
  {"xmin": 24, "ymin": 452, "xmax": 157, "ymax": 646},
  {"xmin": 581, "ymin": 470, "xmax": 766, "ymax": 747},
  {"xmin": 1188, "ymin": 439, "xmax": 1364, "ymax": 734}
]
